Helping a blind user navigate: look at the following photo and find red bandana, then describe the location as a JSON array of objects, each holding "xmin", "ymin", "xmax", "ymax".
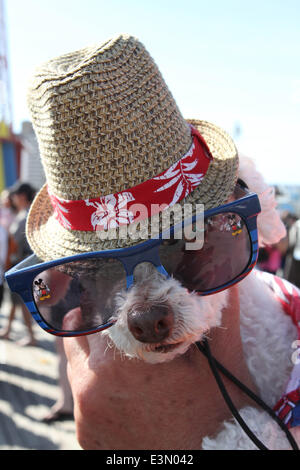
[{"xmin": 48, "ymin": 125, "xmax": 213, "ymax": 232}]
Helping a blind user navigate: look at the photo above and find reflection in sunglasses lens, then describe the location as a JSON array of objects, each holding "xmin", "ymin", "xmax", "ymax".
[
  {"xmin": 32, "ymin": 257, "xmax": 126, "ymax": 332},
  {"xmin": 32, "ymin": 213, "xmax": 251, "ymax": 331},
  {"xmin": 159, "ymin": 212, "xmax": 251, "ymax": 292}
]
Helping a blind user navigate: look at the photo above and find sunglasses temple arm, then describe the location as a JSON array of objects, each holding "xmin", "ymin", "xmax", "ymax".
[{"xmin": 156, "ymin": 265, "xmax": 169, "ymax": 278}]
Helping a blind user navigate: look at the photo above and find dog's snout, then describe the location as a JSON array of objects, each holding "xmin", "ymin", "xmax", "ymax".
[{"xmin": 127, "ymin": 305, "xmax": 174, "ymax": 343}]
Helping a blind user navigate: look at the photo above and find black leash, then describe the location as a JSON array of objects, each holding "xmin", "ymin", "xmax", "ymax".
[{"xmin": 195, "ymin": 338, "xmax": 299, "ymax": 450}]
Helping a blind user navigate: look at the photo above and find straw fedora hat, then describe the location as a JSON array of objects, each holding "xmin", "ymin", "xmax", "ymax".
[{"xmin": 26, "ymin": 34, "xmax": 238, "ymax": 261}]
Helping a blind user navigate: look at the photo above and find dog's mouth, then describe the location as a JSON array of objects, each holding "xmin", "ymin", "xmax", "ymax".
[{"xmin": 152, "ymin": 342, "xmax": 183, "ymax": 353}]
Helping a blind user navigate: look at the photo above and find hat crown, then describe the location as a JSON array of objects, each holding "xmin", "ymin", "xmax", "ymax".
[{"xmin": 27, "ymin": 34, "xmax": 191, "ymax": 200}]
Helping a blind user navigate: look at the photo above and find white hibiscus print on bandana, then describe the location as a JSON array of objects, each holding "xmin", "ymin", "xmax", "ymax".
[
  {"xmin": 85, "ymin": 192, "xmax": 136, "ymax": 231},
  {"xmin": 153, "ymin": 143, "xmax": 204, "ymax": 206},
  {"xmin": 53, "ymin": 200, "xmax": 72, "ymax": 230}
]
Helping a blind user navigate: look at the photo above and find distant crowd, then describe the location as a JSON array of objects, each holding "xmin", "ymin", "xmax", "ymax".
[
  {"xmin": 0, "ymin": 182, "xmax": 36, "ymax": 345},
  {"xmin": 257, "ymin": 211, "xmax": 300, "ymax": 288}
]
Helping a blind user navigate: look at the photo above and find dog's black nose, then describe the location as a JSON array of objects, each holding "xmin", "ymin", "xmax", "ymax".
[{"xmin": 127, "ymin": 305, "xmax": 174, "ymax": 343}]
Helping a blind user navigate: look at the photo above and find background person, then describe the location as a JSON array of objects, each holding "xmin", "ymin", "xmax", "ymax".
[
  {"xmin": 0, "ymin": 182, "xmax": 36, "ymax": 345},
  {"xmin": 0, "ymin": 222, "xmax": 8, "ymax": 311},
  {"xmin": 284, "ymin": 217, "xmax": 300, "ymax": 289},
  {"xmin": 0, "ymin": 188, "xmax": 17, "ymax": 231}
]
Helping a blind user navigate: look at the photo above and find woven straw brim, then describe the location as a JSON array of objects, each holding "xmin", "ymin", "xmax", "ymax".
[{"xmin": 26, "ymin": 120, "xmax": 238, "ymax": 261}]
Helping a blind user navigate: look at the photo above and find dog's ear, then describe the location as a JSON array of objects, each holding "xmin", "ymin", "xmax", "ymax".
[{"xmin": 237, "ymin": 153, "xmax": 286, "ymax": 246}]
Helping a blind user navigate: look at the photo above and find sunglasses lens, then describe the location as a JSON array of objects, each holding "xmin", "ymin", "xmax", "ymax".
[
  {"xmin": 32, "ymin": 257, "xmax": 126, "ymax": 332},
  {"xmin": 159, "ymin": 212, "xmax": 252, "ymax": 292}
]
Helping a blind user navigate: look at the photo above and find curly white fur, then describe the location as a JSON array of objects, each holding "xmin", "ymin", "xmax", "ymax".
[
  {"xmin": 238, "ymin": 153, "xmax": 286, "ymax": 246},
  {"xmin": 202, "ymin": 406, "xmax": 290, "ymax": 450},
  {"xmin": 103, "ymin": 154, "xmax": 296, "ymax": 449},
  {"xmin": 209, "ymin": 269, "xmax": 296, "ymax": 451},
  {"xmin": 201, "ymin": 155, "xmax": 296, "ymax": 450},
  {"xmin": 239, "ymin": 271, "xmax": 296, "ymax": 405},
  {"xmin": 104, "ymin": 264, "xmax": 228, "ymax": 363}
]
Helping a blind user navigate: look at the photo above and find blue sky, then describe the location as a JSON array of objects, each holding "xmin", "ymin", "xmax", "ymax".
[{"xmin": 4, "ymin": 0, "xmax": 300, "ymax": 184}]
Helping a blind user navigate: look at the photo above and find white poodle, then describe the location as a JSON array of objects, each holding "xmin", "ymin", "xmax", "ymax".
[
  {"xmin": 202, "ymin": 154, "xmax": 299, "ymax": 449},
  {"xmin": 101, "ymin": 153, "xmax": 299, "ymax": 450}
]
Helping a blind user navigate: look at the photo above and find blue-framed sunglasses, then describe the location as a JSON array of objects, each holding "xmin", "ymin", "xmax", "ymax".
[{"xmin": 5, "ymin": 184, "xmax": 261, "ymax": 337}]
